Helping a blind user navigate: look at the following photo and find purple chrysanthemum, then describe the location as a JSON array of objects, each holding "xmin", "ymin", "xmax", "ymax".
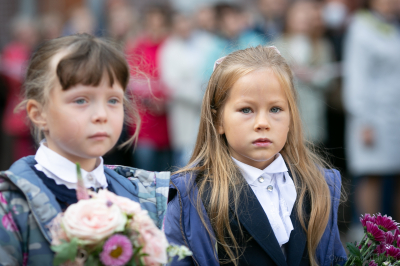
[
  {"xmin": 375, "ymin": 213, "xmax": 399, "ymax": 232},
  {"xmin": 366, "ymin": 221, "xmax": 386, "ymax": 243},
  {"xmin": 395, "ymin": 235, "xmax": 400, "ymax": 248},
  {"xmin": 369, "ymin": 260, "xmax": 378, "ymax": 266},
  {"xmin": 375, "ymin": 244, "xmax": 387, "ymax": 255},
  {"xmin": 394, "ymin": 228, "xmax": 400, "ymax": 239},
  {"xmin": 100, "ymin": 234, "xmax": 133, "ymax": 266},
  {"xmin": 386, "ymin": 231, "xmax": 395, "ymax": 245},
  {"xmin": 385, "ymin": 245, "xmax": 400, "ymax": 260},
  {"xmin": 361, "ymin": 214, "xmax": 376, "ymax": 228}
]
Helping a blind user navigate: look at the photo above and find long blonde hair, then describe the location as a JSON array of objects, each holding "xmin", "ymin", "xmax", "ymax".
[{"xmin": 176, "ymin": 46, "xmax": 332, "ymax": 266}]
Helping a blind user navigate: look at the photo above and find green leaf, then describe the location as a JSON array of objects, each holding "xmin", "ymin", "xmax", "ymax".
[
  {"xmin": 353, "ymin": 257, "xmax": 362, "ymax": 266},
  {"xmin": 347, "ymin": 242, "xmax": 361, "ymax": 258},
  {"xmin": 84, "ymin": 255, "xmax": 97, "ymax": 266},
  {"xmin": 51, "ymin": 238, "xmax": 79, "ymax": 265}
]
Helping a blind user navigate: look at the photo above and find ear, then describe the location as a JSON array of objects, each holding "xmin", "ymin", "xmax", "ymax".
[{"xmin": 26, "ymin": 99, "xmax": 48, "ymax": 131}]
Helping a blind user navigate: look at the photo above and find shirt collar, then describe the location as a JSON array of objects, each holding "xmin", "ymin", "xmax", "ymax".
[
  {"xmin": 232, "ymin": 153, "xmax": 288, "ymax": 185},
  {"xmin": 34, "ymin": 141, "xmax": 108, "ymax": 188}
]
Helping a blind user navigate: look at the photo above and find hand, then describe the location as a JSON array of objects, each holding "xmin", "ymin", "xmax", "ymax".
[{"xmin": 361, "ymin": 127, "xmax": 374, "ymax": 147}]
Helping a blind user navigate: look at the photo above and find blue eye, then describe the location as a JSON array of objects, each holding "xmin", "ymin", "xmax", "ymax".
[
  {"xmin": 241, "ymin": 108, "xmax": 252, "ymax": 114},
  {"xmin": 109, "ymin": 99, "xmax": 118, "ymax": 104},
  {"xmin": 271, "ymin": 107, "xmax": 281, "ymax": 113},
  {"xmin": 75, "ymin": 99, "xmax": 86, "ymax": 105}
]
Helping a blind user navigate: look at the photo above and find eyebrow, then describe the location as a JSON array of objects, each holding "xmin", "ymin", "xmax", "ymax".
[{"xmin": 234, "ymin": 98, "xmax": 287, "ymax": 105}]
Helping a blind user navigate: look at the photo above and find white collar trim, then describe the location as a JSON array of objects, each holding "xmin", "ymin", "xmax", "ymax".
[
  {"xmin": 34, "ymin": 141, "xmax": 108, "ymax": 189},
  {"xmin": 232, "ymin": 153, "xmax": 288, "ymax": 185}
]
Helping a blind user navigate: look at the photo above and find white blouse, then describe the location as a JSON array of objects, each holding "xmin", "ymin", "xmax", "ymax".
[
  {"xmin": 34, "ymin": 141, "xmax": 108, "ymax": 190},
  {"xmin": 232, "ymin": 154, "xmax": 297, "ymax": 246}
]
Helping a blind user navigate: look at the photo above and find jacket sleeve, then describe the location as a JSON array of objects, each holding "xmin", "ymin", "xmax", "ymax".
[
  {"xmin": 330, "ymin": 170, "xmax": 347, "ymax": 266},
  {"xmin": 0, "ymin": 189, "xmax": 54, "ymax": 266},
  {"xmin": 164, "ymin": 187, "xmax": 195, "ymax": 266},
  {"xmin": 317, "ymin": 169, "xmax": 347, "ymax": 266}
]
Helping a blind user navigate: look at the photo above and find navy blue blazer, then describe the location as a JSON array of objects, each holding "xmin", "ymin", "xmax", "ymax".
[{"xmin": 165, "ymin": 168, "xmax": 347, "ymax": 266}]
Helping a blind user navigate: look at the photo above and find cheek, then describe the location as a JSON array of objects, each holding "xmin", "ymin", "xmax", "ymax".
[{"xmin": 111, "ymin": 109, "xmax": 124, "ymax": 133}]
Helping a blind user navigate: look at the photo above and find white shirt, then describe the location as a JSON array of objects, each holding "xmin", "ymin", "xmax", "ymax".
[
  {"xmin": 34, "ymin": 141, "xmax": 108, "ymax": 190},
  {"xmin": 232, "ymin": 154, "xmax": 297, "ymax": 246}
]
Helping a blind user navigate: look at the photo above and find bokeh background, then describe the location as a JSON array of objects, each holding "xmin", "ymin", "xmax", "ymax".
[{"xmin": 1, "ymin": 0, "xmax": 400, "ymax": 246}]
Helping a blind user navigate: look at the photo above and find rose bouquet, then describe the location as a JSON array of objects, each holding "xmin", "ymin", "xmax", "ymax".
[
  {"xmin": 343, "ymin": 213, "xmax": 400, "ymax": 266},
  {"xmin": 48, "ymin": 164, "xmax": 191, "ymax": 266}
]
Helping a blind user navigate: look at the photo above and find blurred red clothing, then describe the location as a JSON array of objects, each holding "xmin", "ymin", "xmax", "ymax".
[
  {"xmin": 126, "ymin": 34, "xmax": 170, "ymax": 149},
  {"xmin": 1, "ymin": 41, "xmax": 35, "ymax": 160}
]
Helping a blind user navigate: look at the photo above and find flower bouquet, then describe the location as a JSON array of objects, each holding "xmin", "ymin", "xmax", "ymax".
[
  {"xmin": 48, "ymin": 164, "xmax": 191, "ymax": 266},
  {"xmin": 343, "ymin": 213, "xmax": 400, "ymax": 266}
]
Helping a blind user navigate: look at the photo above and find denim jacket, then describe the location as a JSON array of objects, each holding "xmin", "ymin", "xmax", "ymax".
[{"xmin": 0, "ymin": 156, "xmax": 170, "ymax": 266}]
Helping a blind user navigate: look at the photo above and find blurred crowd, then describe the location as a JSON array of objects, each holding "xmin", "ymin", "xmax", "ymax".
[{"xmin": 1, "ymin": 0, "xmax": 400, "ymax": 240}]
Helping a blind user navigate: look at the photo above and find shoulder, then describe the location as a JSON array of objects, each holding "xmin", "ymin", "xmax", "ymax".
[
  {"xmin": 169, "ymin": 171, "xmax": 198, "ymax": 199},
  {"xmin": 323, "ymin": 168, "xmax": 342, "ymax": 202},
  {"xmin": 105, "ymin": 165, "xmax": 170, "ymax": 228}
]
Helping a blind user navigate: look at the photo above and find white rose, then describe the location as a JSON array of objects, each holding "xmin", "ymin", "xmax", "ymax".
[{"xmin": 62, "ymin": 198, "xmax": 127, "ymax": 245}]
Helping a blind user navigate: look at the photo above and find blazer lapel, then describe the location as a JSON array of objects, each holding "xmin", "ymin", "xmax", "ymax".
[
  {"xmin": 285, "ymin": 202, "xmax": 308, "ymax": 266},
  {"xmin": 230, "ymin": 184, "xmax": 287, "ymax": 266}
]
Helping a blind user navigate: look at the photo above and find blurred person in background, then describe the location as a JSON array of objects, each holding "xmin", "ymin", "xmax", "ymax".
[
  {"xmin": 102, "ymin": 0, "xmax": 140, "ymax": 167},
  {"xmin": 275, "ymin": 0, "xmax": 335, "ymax": 145},
  {"xmin": 322, "ymin": 0, "xmax": 351, "ymax": 61},
  {"xmin": 106, "ymin": 0, "xmax": 139, "ymax": 45},
  {"xmin": 253, "ymin": 0, "xmax": 289, "ymax": 41},
  {"xmin": 0, "ymin": 16, "xmax": 38, "ymax": 169},
  {"xmin": 203, "ymin": 3, "xmax": 267, "ymax": 81},
  {"xmin": 38, "ymin": 13, "xmax": 63, "ymax": 41},
  {"xmin": 125, "ymin": 5, "xmax": 172, "ymax": 171},
  {"xmin": 343, "ymin": 0, "xmax": 400, "ymax": 227},
  {"xmin": 195, "ymin": 5, "xmax": 217, "ymax": 34},
  {"xmin": 62, "ymin": 7, "xmax": 97, "ymax": 36},
  {"xmin": 215, "ymin": 3, "xmax": 266, "ymax": 52},
  {"xmin": 159, "ymin": 12, "xmax": 208, "ymax": 168}
]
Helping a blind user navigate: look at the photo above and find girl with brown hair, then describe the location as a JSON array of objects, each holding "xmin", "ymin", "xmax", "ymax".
[
  {"xmin": 165, "ymin": 46, "xmax": 346, "ymax": 266},
  {"xmin": 0, "ymin": 33, "xmax": 170, "ymax": 265}
]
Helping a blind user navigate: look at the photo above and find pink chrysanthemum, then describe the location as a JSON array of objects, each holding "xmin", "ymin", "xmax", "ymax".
[
  {"xmin": 386, "ymin": 231, "xmax": 395, "ymax": 245},
  {"xmin": 375, "ymin": 213, "xmax": 398, "ymax": 232},
  {"xmin": 361, "ymin": 214, "xmax": 376, "ymax": 228},
  {"xmin": 385, "ymin": 245, "xmax": 400, "ymax": 260},
  {"xmin": 366, "ymin": 221, "xmax": 386, "ymax": 243},
  {"xmin": 369, "ymin": 260, "xmax": 378, "ymax": 266},
  {"xmin": 100, "ymin": 234, "xmax": 133, "ymax": 266}
]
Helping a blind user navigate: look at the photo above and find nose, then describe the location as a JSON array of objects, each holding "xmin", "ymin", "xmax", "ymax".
[
  {"xmin": 254, "ymin": 112, "xmax": 270, "ymax": 131},
  {"xmin": 91, "ymin": 102, "xmax": 108, "ymax": 124}
]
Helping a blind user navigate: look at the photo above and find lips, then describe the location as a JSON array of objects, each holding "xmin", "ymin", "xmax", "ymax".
[
  {"xmin": 89, "ymin": 132, "xmax": 109, "ymax": 140},
  {"xmin": 253, "ymin": 138, "xmax": 272, "ymax": 147}
]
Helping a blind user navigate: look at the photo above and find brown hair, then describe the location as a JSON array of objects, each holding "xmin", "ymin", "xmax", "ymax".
[
  {"xmin": 18, "ymin": 33, "xmax": 140, "ymax": 147},
  {"xmin": 176, "ymin": 46, "xmax": 333, "ymax": 265}
]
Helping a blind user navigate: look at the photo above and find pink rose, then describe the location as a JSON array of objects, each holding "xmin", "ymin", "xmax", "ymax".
[
  {"xmin": 94, "ymin": 190, "xmax": 142, "ymax": 215},
  {"xmin": 62, "ymin": 198, "xmax": 127, "ymax": 245},
  {"xmin": 48, "ymin": 213, "xmax": 68, "ymax": 246},
  {"xmin": 130, "ymin": 211, "xmax": 168, "ymax": 265}
]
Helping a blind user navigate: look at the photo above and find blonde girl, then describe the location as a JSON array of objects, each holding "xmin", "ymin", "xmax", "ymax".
[
  {"xmin": 165, "ymin": 46, "xmax": 346, "ymax": 266},
  {"xmin": 0, "ymin": 33, "xmax": 170, "ymax": 265}
]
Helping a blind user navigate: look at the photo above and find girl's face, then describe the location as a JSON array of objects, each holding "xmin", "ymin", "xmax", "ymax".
[
  {"xmin": 218, "ymin": 68, "xmax": 290, "ymax": 170},
  {"xmin": 42, "ymin": 78, "xmax": 124, "ymax": 170}
]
